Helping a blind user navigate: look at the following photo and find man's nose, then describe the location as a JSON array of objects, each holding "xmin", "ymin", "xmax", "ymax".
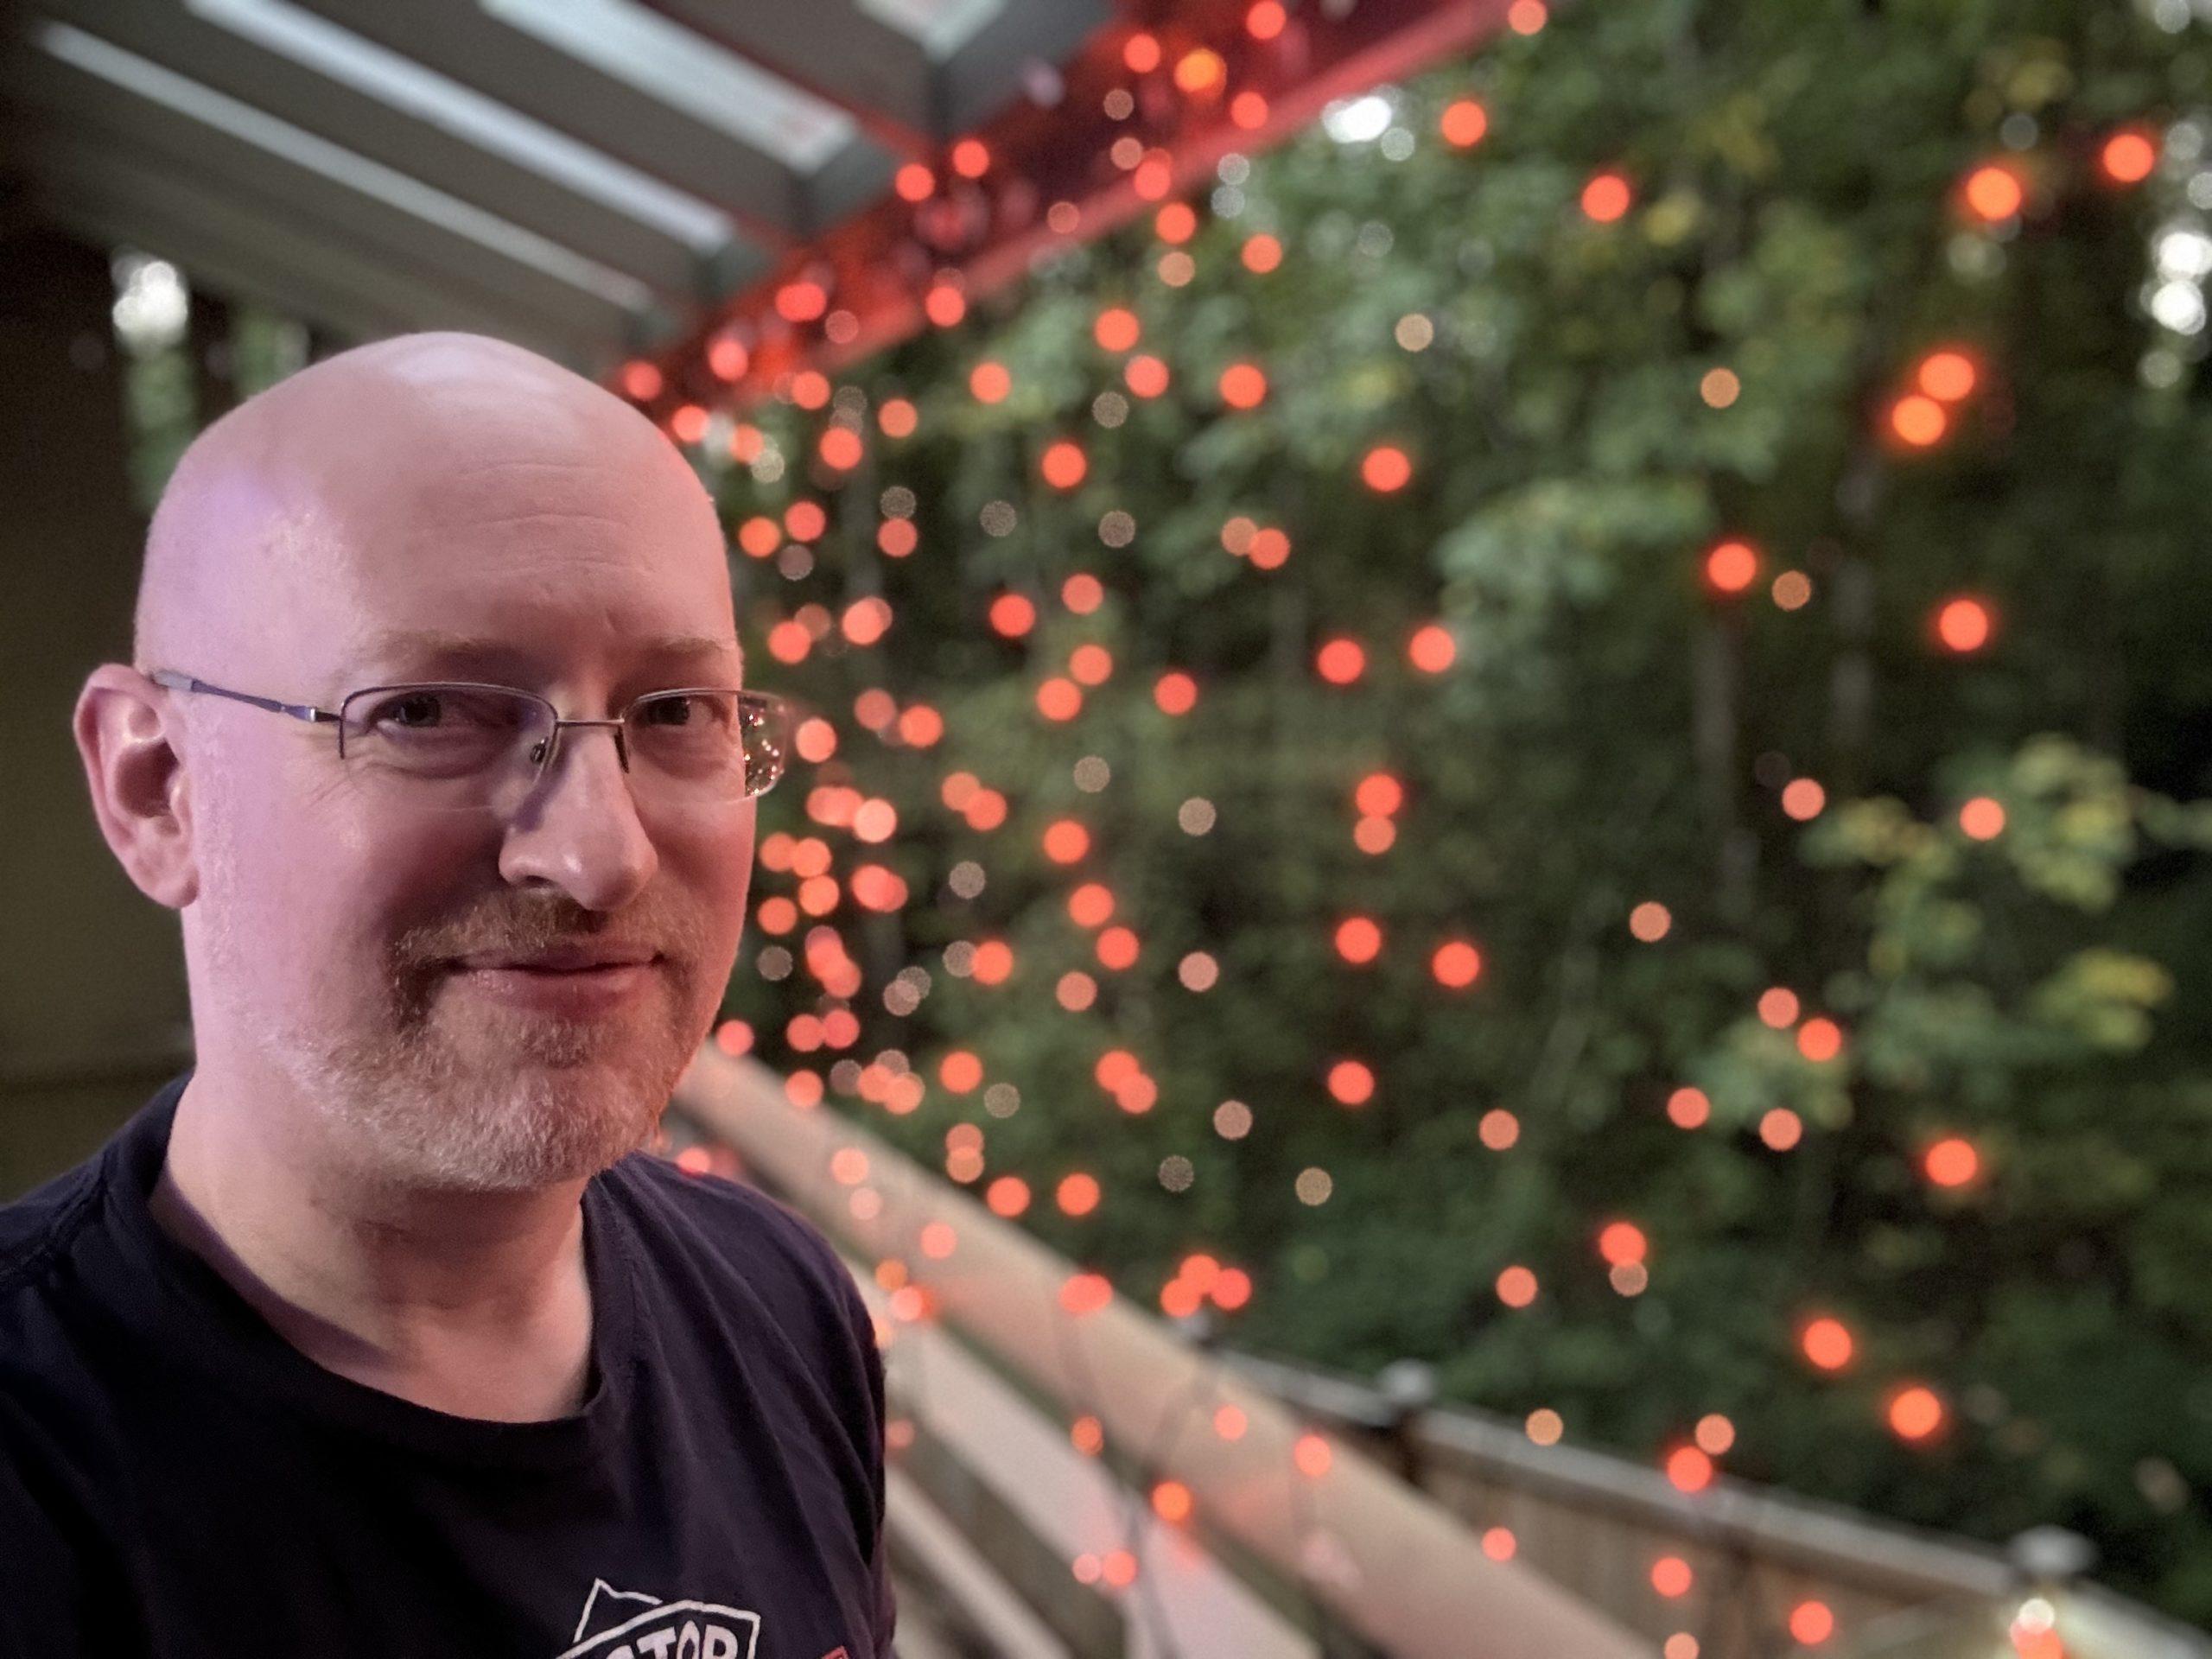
[{"xmin": 497, "ymin": 722, "xmax": 658, "ymax": 910}]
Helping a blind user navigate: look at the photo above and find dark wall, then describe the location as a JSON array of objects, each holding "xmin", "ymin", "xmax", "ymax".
[{"xmin": 0, "ymin": 226, "xmax": 192, "ymax": 1197}]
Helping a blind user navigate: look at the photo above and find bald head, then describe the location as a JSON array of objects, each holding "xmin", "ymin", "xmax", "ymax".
[
  {"xmin": 135, "ymin": 332, "xmax": 729, "ymax": 688},
  {"xmin": 79, "ymin": 332, "xmax": 759, "ymax": 1196}
]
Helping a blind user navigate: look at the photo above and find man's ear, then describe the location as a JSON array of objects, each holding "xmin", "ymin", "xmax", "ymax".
[{"xmin": 74, "ymin": 664, "xmax": 199, "ymax": 910}]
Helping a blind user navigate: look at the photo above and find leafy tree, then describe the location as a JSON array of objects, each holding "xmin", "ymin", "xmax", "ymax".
[{"xmin": 715, "ymin": 0, "xmax": 2212, "ymax": 1620}]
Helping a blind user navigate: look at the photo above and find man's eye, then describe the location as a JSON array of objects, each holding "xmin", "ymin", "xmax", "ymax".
[{"xmin": 378, "ymin": 693, "xmax": 444, "ymax": 727}]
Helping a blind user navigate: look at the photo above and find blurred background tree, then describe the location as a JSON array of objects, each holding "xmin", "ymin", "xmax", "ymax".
[{"xmin": 702, "ymin": 0, "xmax": 2212, "ymax": 1621}]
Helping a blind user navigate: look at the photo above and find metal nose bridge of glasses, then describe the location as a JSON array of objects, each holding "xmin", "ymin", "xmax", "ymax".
[{"xmin": 145, "ymin": 669, "xmax": 780, "ymax": 786}]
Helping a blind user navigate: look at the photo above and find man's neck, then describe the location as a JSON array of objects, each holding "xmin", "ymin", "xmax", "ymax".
[{"xmin": 149, "ymin": 1070, "xmax": 596, "ymax": 1423}]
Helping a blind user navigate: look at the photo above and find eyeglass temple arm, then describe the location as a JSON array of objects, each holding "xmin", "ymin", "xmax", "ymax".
[{"xmin": 147, "ymin": 670, "xmax": 337, "ymax": 724}]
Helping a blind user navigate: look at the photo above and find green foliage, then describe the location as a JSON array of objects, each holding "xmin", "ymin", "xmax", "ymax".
[{"xmin": 715, "ymin": 0, "xmax": 2212, "ymax": 1621}]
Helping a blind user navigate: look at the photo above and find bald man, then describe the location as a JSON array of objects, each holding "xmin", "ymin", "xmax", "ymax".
[{"xmin": 0, "ymin": 334, "xmax": 894, "ymax": 1656}]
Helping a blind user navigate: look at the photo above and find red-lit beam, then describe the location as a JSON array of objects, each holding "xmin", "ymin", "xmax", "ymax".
[{"xmin": 625, "ymin": 0, "xmax": 1518, "ymax": 421}]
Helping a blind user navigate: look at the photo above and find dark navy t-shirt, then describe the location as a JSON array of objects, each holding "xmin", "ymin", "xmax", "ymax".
[{"xmin": 0, "ymin": 1070, "xmax": 894, "ymax": 1658}]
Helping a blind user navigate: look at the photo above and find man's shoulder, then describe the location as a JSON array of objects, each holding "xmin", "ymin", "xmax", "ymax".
[{"xmin": 0, "ymin": 1148, "xmax": 111, "ymax": 1308}]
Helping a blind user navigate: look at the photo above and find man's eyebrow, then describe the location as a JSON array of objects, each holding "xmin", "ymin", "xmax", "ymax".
[{"xmin": 353, "ymin": 630, "xmax": 743, "ymax": 677}]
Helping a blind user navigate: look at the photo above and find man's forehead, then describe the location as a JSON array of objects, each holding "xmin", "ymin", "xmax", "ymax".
[{"xmin": 346, "ymin": 626, "xmax": 742, "ymax": 682}]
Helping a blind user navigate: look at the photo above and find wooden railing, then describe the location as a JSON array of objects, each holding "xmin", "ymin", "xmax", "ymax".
[{"xmin": 667, "ymin": 1047, "xmax": 2205, "ymax": 1659}]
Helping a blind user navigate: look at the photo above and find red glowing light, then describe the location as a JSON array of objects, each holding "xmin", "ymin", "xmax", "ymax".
[
  {"xmin": 1581, "ymin": 173, "xmax": 1633, "ymax": 222},
  {"xmin": 1218, "ymin": 362, "xmax": 1268, "ymax": 409},
  {"xmin": 1316, "ymin": 639, "xmax": 1366, "ymax": 683},
  {"xmin": 1361, "ymin": 445, "xmax": 1413, "ymax": 492},
  {"xmin": 1095, "ymin": 307, "xmax": 1141, "ymax": 352},
  {"xmin": 1962, "ymin": 162, "xmax": 2024, "ymax": 223},
  {"xmin": 1041, "ymin": 441, "xmax": 1089, "ymax": 489},
  {"xmin": 1440, "ymin": 99, "xmax": 1489, "ymax": 148},
  {"xmin": 1925, "ymin": 1137, "xmax": 1979, "ymax": 1188},
  {"xmin": 1916, "ymin": 351, "xmax": 1977, "ymax": 402},
  {"xmin": 1802, "ymin": 1317, "xmax": 1853, "ymax": 1371},
  {"xmin": 1706, "ymin": 540, "xmax": 1758, "ymax": 594},
  {"xmin": 2101, "ymin": 128, "xmax": 2158, "ymax": 185}
]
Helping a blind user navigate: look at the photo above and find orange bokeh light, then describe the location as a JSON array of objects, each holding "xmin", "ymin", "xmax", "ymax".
[
  {"xmin": 1706, "ymin": 539, "xmax": 1758, "ymax": 594},
  {"xmin": 1581, "ymin": 172, "xmax": 1633, "ymax": 223},
  {"xmin": 1335, "ymin": 916, "xmax": 1383, "ymax": 964},
  {"xmin": 1936, "ymin": 597, "xmax": 1993, "ymax": 653},
  {"xmin": 1789, "ymin": 1601, "xmax": 1836, "ymax": 1646},
  {"xmin": 1408, "ymin": 623, "xmax": 1457, "ymax": 671},
  {"xmin": 1041, "ymin": 440, "xmax": 1088, "ymax": 489},
  {"xmin": 1069, "ymin": 882, "xmax": 1115, "ymax": 927},
  {"xmin": 1354, "ymin": 772, "xmax": 1402, "ymax": 817},
  {"xmin": 1960, "ymin": 797, "xmax": 2005, "ymax": 840},
  {"xmin": 1433, "ymin": 941, "xmax": 1483, "ymax": 988},
  {"xmin": 1155, "ymin": 202, "xmax": 1198, "ymax": 245},
  {"xmin": 818, "ymin": 424, "xmax": 858, "ymax": 471},
  {"xmin": 1125, "ymin": 354, "xmax": 1171, "ymax": 397},
  {"xmin": 1962, "ymin": 162, "xmax": 2024, "ymax": 222},
  {"xmin": 1797, "ymin": 1017, "xmax": 1843, "ymax": 1063},
  {"xmin": 1174, "ymin": 48, "xmax": 1225, "ymax": 96},
  {"xmin": 1042, "ymin": 819, "xmax": 1090, "ymax": 864},
  {"xmin": 1666, "ymin": 1446, "xmax": 1713, "ymax": 1493},
  {"xmin": 1440, "ymin": 99, "xmax": 1489, "ymax": 148},
  {"xmin": 1219, "ymin": 362, "xmax": 1268, "ymax": 408},
  {"xmin": 1802, "ymin": 1316, "xmax": 1853, "ymax": 1370},
  {"xmin": 1916, "ymin": 351, "xmax": 1977, "ymax": 402},
  {"xmin": 1891, "ymin": 394, "xmax": 1948, "ymax": 447},
  {"xmin": 1095, "ymin": 307, "xmax": 1141, "ymax": 352},
  {"xmin": 1326, "ymin": 1059, "xmax": 1375, "ymax": 1106},
  {"xmin": 1058, "ymin": 1270, "xmax": 1110, "ymax": 1313},
  {"xmin": 1888, "ymin": 1386, "xmax": 1944, "ymax": 1441},
  {"xmin": 2101, "ymin": 128, "xmax": 2158, "ymax": 185},
  {"xmin": 1155, "ymin": 671, "xmax": 1198, "ymax": 715},
  {"xmin": 1925, "ymin": 1136, "xmax": 1979, "ymax": 1187},
  {"xmin": 1361, "ymin": 445, "xmax": 1413, "ymax": 492},
  {"xmin": 988, "ymin": 593, "xmax": 1036, "ymax": 638},
  {"xmin": 924, "ymin": 283, "xmax": 965, "ymax": 327},
  {"xmin": 1096, "ymin": 925, "xmax": 1140, "ymax": 970},
  {"xmin": 1599, "ymin": 1221, "xmax": 1647, "ymax": 1267},
  {"xmin": 1317, "ymin": 639, "xmax": 1367, "ymax": 683}
]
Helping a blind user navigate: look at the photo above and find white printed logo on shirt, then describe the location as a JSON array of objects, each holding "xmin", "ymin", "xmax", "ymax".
[{"xmin": 556, "ymin": 1578, "xmax": 761, "ymax": 1659}]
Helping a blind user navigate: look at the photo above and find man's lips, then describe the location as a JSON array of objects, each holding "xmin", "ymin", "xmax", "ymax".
[{"xmin": 451, "ymin": 947, "xmax": 661, "ymax": 973}]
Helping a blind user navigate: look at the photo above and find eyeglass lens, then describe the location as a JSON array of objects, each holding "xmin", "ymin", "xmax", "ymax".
[{"xmin": 335, "ymin": 685, "xmax": 785, "ymax": 812}]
